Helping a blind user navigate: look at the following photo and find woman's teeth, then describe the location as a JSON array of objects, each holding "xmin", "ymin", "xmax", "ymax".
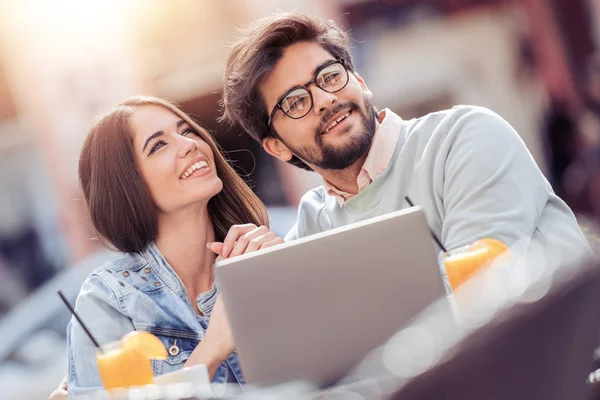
[{"xmin": 180, "ymin": 161, "xmax": 208, "ymax": 179}]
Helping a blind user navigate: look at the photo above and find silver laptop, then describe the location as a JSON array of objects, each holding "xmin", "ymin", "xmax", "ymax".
[{"xmin": 215, "ymin": 206, "xmax": 447, "ymax": 387}]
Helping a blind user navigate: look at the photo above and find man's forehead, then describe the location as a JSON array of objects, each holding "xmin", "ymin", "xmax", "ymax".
[
  {"xmin": 262, "ymin": 42, "xmax": 335, "ymax": 106},
  {"xmin": 279, "ymin": 42, "xmax": 333, "ymax": 69}
]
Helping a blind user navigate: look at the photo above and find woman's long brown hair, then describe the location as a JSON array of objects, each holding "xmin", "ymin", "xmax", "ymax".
[{"xmin": 78, "ymin": 95, "xmax": 269, "ymax": 253}]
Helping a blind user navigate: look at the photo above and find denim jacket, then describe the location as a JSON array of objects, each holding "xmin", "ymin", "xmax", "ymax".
[{"xmin": 67, "ymin": 241, "xmax": 244, "ymax": 395}]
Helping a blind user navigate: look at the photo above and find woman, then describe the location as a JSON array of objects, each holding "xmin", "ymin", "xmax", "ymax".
[{"xmin": 60, "ymin": 95, "xmax": 282, "ymax": 396}]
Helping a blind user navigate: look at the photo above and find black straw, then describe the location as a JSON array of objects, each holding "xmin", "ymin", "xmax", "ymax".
[
  {"xmin": 405, "ymin": 196, "xmax": 448, "ymax": 253},
  {"xmin": 58, "ymin": 290, "xmax": 103, "ymax": 353}
]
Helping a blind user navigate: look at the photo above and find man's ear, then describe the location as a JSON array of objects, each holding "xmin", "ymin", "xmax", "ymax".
[
  {"xmin": 262, "ymin": 136, "xmax": 294, "ymax": 162},
  {"xmin": 354, "ymin": 72, "xmax": 373, "ymax": 100}
]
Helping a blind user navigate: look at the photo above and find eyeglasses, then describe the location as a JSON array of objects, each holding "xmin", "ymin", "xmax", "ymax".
[{"xmin": 267, "ymin": 58, "xmax": 349, "ymax": 127}]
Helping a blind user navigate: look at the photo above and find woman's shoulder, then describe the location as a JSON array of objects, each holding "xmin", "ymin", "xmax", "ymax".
[
  {"xmin": 83, "ymin": 251, "xmax": 149, "ymax": 296},
  {"xmin": 84, "ymin": 250, "xmax": 171, "ymax": 299},
  {"xmin": 96, "ymin": 251, "xmax": 147, "ymax": 273}
]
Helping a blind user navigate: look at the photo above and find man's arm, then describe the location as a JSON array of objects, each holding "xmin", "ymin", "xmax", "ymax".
[{"xmin": 440, "ymin": 106, "xmax": 585, "ymax": 256}]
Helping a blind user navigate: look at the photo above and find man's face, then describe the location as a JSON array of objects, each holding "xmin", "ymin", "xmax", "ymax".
[{"xmin": 259, "ymin": 41, "xmax": 377, "ymax": 170}]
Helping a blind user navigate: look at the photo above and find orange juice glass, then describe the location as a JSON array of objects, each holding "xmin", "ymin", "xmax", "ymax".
[
  {"xmin": 96, "ymin": 341, "xmax": 154, "ymax": 391},
  {"xmin": 443, "ymin": 238, "xmax": 511, "ymax": 291}
]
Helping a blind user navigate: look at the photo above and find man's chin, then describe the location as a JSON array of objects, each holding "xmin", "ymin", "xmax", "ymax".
[
  {"xmin": 318, "ymin": 146, "xmax": 367, "ymax": 170},
  {"xmin": 318, "ymin": 130, "xmax": 374, "ymax": 169},
  {"xmin": 320, "ymin": 125, "xmax": 359, "ymax": 145}
]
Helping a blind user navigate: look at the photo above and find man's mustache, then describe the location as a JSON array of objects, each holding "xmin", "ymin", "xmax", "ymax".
[{"xmin": 315, "ymin": 102, "xmax": 361, "ymax": 136}]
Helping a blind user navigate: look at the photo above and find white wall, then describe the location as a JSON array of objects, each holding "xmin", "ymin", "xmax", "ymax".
[{"xmin": 361, "ymin": 9, "xmax": 548, "ymax": 172}]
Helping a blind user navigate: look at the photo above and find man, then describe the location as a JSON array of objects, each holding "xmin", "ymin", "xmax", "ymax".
[{"xmin": 218, "ymin": 12, "xmax": 591, "ymax": 268}]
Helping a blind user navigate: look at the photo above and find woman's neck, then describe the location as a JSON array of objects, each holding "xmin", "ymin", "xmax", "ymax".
[{"xmin": 155, "ymin": 205, "xmax": 216, "ymax": 297}]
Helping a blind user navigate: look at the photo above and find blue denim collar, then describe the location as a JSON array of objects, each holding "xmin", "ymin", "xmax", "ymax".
[
  {"xmin": 140, "ymin": 241, "xmax": 193, "ymax": 309},
  {"xmin": 140, "ymin": 241, "xmax": 219, "ymax": 317}
]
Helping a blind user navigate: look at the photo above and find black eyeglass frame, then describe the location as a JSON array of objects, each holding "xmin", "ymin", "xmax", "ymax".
[{"xmin": 267, "ymin": 58, "xmax": 350, "ymax": 127}]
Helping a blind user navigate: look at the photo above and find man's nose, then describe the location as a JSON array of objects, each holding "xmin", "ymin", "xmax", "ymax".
[{"xmin": 311, "ymin": 86, "xmax": 338, "ymax": 116}]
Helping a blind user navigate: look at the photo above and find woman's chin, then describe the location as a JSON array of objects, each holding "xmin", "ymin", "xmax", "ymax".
[
  {"xmin": 160, "ymin": 179, "xmax": 224, "ymax": 213},
  {"xmin": 193, "ymin": 177, "xmax": 224, "ymax": 203}
]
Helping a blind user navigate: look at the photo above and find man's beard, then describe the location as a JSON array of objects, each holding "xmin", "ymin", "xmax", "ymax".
[{"xmin": 284, "ymin": 97, "xmax": 377, "ymax": 170}]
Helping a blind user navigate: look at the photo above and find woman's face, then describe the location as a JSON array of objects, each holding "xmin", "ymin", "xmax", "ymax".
[{"xmin": 130, "ymin": 105, "xmax": 223, "ymax": 214}]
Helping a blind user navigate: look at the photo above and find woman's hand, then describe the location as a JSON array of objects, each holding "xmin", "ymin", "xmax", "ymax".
[
  {"xmin": 208, "ymin": 224, "xmax": 284, "ymax": 260},
  {"xmin": 184, "ymin": 294, "xmax": 234, "ymax": 379},
  {"xmin": 48, "ymin": 376, "xmax": 67, "ymax": 400},
  {"xmin": 196, "ymin": 224, "xmax": 283, "ymax": 379}
]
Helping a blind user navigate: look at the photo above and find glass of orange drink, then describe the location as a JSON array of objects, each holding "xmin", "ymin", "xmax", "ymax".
[
  {"xmin": 443, "ymin": 238, "xmax": 512, "ymax": 291},
  {"xmin": 96, "ymin": 331, "xmax": 167, "ymax": 391}
]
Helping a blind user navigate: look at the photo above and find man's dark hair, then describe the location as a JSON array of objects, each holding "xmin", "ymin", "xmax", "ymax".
[{"xmin": 220, "ymin": 12, "xmax": 354, "ymax": 170}]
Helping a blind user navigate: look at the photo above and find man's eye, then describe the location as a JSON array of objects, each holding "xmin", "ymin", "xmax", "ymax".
[
  {"xmin": 322, "ymin": 72, "xmax": 340, "ymax": 85},
  {"xmin": 288, "ymin": 97, "xmax": 308, "ymax": 112}
]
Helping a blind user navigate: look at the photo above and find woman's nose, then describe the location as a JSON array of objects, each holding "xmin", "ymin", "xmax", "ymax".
[{"xmin": 177, "ymin": 136, "xmax": 198, "ymax": 158}]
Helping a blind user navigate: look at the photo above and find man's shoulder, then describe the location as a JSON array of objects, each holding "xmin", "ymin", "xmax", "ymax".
[
  {"xmin": 298, "ymin": 186, "xmax": 328, "ymax": 212},
  {"xmin": 297, "ymin": 185, "xmax": 333, "ymax": 227},
  {"xmin": 409, "ymin": 105, "xmax": 498, "ymax": 128},
  {"xmin": 400, "ymin": 105, "xmax": 509, "ymax": 147},
  {"xmin": 285, "ymin": 186, "xmax": 329, "ymax": 241}
]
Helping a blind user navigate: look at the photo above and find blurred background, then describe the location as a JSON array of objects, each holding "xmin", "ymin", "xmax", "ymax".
[{"xmin": 0, "ymin": 0, "xmax": 599, "ymax": 398}]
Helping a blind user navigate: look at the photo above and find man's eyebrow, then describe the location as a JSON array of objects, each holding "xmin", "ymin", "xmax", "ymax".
[{"xmin": 312, "ymin": 59, "xmax": 336, "ymax": 77}]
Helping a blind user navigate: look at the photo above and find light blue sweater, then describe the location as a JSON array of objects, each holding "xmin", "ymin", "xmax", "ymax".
[{"xmin": 285, "ymin": 105, "xmax": 591, "ymax": 269}]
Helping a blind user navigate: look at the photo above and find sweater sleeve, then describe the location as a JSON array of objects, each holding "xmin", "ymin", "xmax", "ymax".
[{"xmin": 440, "ymin": 106, "xmax": 550, "ymax": 251}]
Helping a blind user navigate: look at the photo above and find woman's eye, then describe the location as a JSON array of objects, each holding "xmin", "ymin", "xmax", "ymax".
[
  {"xmin": 182, "ymin": 127, "xmax": 198, "ymax": 136},
  {"xmin": 149, "ymin": 140, "xmax": 166, "ymax": 155}
]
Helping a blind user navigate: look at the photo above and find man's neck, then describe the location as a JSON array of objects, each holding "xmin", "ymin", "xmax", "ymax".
[
  {"xmin": 315, "ymin": 153, "xmax": 368, "ymax": 195},
  {"xmin": 314, "ymin": 109, "xmax": 385, "ymax": 194}
]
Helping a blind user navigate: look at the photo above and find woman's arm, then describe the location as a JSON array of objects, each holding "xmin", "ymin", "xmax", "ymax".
[
  {"xmin": 48, "ymin": 376, "xmax": 67, "ymax": 400},
  {"xmin": 199, "ymin": 224, "xmax": 284, "ymax": 379},
  {"xmin": 184, "ymin": 294, "xmax": 233, "ymax": 379},
  {"xmin": 67, "ymin": 274, "xmax": 135, "ymax": 393}
]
